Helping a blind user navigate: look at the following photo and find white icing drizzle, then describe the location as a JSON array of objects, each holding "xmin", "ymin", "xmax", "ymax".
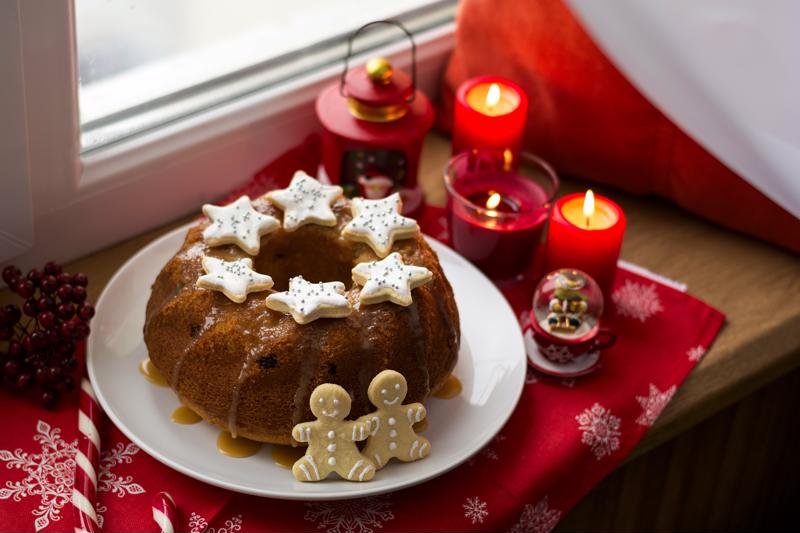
[
  {"xmin": 196, "ymin": 256, "xmax": 273, "ymax": 303},
  {"xmin": 359, "ymin": 464, "xmax": 373, "ymax": 481},
  {"xmin": 347, "ymin": 460, "xmax": 364, "ymax": 480},
  {"xmin": 352, "ymin": 252, "xmax": 432, "ymax": 306},
  {"xmin": 266, "ymin": 171, "xmax": 343, "ymax": 231},
  {"xmin": 202, "ymin": 195, "xmax": 279, "ymax": 255},
  {"xmin": 341, "ymin": 193, "xmax": 419, "ymax": 257},
  {"xmin": 265, "ymin": 276, "xmax": 351, "ymax": 324}
]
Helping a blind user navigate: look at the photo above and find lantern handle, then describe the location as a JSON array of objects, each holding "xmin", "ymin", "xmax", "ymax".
[{"xmin": 339, "ymin": 20, "xmax": 417, "ymax": 103}]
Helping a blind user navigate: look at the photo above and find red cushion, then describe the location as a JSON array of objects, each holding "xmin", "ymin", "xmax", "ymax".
[{"xmin": 438, "ymin": 0, "xmax": 800, "ymax": 252}]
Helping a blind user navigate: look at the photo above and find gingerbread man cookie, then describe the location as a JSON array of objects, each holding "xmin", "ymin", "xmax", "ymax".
[
  {"xmin": 291, "ymin": 384, "xmax": 376, "ymax": 482},
  {"xmin": 360, "ymin": 370, "xmax": 430, "ymax": 469}
]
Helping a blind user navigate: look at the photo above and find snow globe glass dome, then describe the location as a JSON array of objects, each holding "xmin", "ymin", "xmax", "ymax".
[{"xmin": 533, "ymin": 268, "xmax": 603, "ymax": 342}]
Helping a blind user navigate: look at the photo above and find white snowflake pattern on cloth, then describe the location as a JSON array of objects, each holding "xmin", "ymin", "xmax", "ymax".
[
  {"xmin": 188, "ymin": 512, "xmax": 243, "ymax": 533},
  {"xmin": 611, "ymin": 280, "xmax": 664, "ymax": 322},
  {"xmin": 507, "ymin": 496, "xmax": 562, "ymax": 533},
  {"xmin": 95, "ymin": 504, "xmax": 108, "ymax": 529},
  {"xmin": 575, "ymin": 403, "xmax": 622, "ymax": 460},
  {"xmin": 468, "ymin": 434, "xmax": 506, "ymax": 466},
  {"xmin": 463, "ymin": 496, "xmax": 489, "ymax": 525},
  {"xmin": 304, "ymin": 496, "xmax": 394, "ymax": 533},
  {"xmin": 0, "ymin": 420, "xmax": 144, "ymax": 531},
  {"xmin": 542, "ymin": 345, "xmax": 573, "ymax": 364},
  {"xmin": 635, "ymin": 383, "xmax": 677, "ymax": 427},
  {"xmin": 518, "ymin": 309, "xmax": 532, "ymax": 328},
  {"xmin": 560, "ymin": 378, "xmax": 576, "ymax": 389},
  {"xmin": 526, "ymin": 366, "xmax": 539, "ymax": 385},
  {"xmin": 687, "ymin": 345, "xmax": 706, "ymax": 362}
]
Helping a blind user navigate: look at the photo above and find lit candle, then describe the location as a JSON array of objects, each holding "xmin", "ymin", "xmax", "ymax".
[
  {"xmin": 544, "ymin": 191, "xmax": 626, "ymax": 298},
  {"xmin": 445, "ymin": 150, "xmax": 558, "ymax": 280},
  {"xmin": 452, "ymin": 76, "xmax": 529, "ymax": 157}
]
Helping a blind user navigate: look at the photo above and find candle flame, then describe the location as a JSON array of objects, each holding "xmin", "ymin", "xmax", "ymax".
[
  {"xmin": 486, "ymin": 192, "xmax": 502, "ymax": 210},
  {"xmin": 583, "ymin": 189, "xmax": 595, "ymax": 219},
  {"xmin": 503, "ymin": 149, "xmax": 513, "ymax": 171},
  {"xmin": 486, "ymin": 83, "xmax": 501, "ymax": 108}
]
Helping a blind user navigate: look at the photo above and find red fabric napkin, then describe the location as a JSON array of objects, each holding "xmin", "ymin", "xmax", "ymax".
[{"xmin": 0, "ymin": 140, "xmax": 724, "ymax": 532}]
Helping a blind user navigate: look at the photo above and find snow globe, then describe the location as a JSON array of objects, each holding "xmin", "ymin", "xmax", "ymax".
[{"xmin": 523, "ymin": 268, "xmax": 615, "ymax": 377}]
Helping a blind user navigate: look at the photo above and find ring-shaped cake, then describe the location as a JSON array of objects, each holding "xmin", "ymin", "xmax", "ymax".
[{"xmin": 143, "ymin": 172, "xmax": 460, "ymax": 445}]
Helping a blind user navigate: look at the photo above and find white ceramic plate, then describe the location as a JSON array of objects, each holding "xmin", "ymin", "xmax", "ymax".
[{"xmin": 87, "ymin": 224, "xmax": 526, "ymax": 500}]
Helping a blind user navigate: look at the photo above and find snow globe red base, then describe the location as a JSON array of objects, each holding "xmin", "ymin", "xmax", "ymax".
[{"xmin": 523, "ymin": 268, "xmax": 616, "ymax": 377}]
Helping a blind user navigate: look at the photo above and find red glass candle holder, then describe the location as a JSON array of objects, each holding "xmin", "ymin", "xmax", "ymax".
[{"xmin": 444, "ymin": 150, "xmax": 558, "ymax": 281}]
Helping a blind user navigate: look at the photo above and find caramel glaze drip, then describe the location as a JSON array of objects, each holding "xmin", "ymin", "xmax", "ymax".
[
  {"xmin": 216, "ymin": 431, "xmax": 263, "ymax": 458},
  {"xmin": 271, "ymin": 444, "xmax": 306, "ymax": 469},
  {"xmin": 139, "ymin": 358, "xmax": 168, "ymax": 387},
  {"xmin": 228, "ymin": 326, "xmax": 261, "ymax": 438},
  {"xmin": 433, "ymin": 374, "xmax": 462, "ymax": 399},
  {"xmin": 406, "ymin": 301, "xmax": 431, "ymax": 395},
  {"xmin": 170, "ymin": 405, "xmax": 202, "ymax": 424}
]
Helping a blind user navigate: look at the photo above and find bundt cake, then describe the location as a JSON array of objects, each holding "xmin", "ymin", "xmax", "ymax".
[{"xmin": 143, "ymin": 172, "xmax": 460, "ymax": 445}]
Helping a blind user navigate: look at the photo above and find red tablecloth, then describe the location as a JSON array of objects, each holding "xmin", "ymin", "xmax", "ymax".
[{"xmin": 0, "ymin": 139, "xmax": 725, "ymax": 532}]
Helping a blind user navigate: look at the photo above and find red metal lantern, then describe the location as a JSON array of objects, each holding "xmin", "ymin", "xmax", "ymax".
[{"xmin": 316, "ymin": 21, "xmax": 434, "ymax": 216}]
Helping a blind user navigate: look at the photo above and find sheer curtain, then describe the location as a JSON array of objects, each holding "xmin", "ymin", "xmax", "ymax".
[{"xmin": 568, "ymin": 0, "xmax": 800, "ymax": 220}]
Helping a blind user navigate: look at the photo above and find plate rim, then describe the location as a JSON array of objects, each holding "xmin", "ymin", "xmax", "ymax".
[{"xmin": 87, "ymin": 222, "xmax": 526, "ymax": 500}]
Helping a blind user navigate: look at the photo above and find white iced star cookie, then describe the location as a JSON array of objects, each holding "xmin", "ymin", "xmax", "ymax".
[
  {"xmin": 352, "ymin": 252, "xmax": 432, "ymax": 306},
  {"xmin": 265, "ymin": 276, "xmax": 352, "ymax": 324},
  {"xmin": 266, "ymin": 171, "xmax": 343, "ymax": 231},
  {"xmin": 196, "ymin": 256, "xmax": 274, "ymax": 303},
  {"xmin": 341, "ymin": 193, "xmax": 419, "ymax": 257},
  {"xmin": 202, "ymin": 195, "xmax": 280, "ymax": 255}
]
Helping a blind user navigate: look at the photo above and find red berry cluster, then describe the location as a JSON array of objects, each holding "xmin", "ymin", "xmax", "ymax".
[{"xmin": 1, "ymin": 262, "xmax": 94, "ymax": 408}]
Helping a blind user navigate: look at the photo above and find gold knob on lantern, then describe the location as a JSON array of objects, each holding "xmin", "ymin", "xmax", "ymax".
[{"xmin": 366, "ymin": 57, "xmax": 393, "ymax": 85}]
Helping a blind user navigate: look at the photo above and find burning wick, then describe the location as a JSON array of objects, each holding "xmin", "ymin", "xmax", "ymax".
[
  {"xmin": 583, "ymin": 189, "xmax": 595, "ymax": 229},
  {"xmin": 486, "ymin": 83, "xmax": 501, "ymax": 110},
  {"xmin": 485, "ymin": 191, "xmax": 502, "ymax": 217}
]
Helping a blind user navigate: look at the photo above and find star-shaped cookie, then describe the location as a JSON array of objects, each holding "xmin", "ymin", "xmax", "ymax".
[
  {"xmin": 196, "ymin": 256, "xmax": 274, "ymax": 303},
  {"xmin": 202, "ymin": 195, "xmax": 279, "ymax": 255},
  {"xmin": 266, "ymin": 171, "xmax": 343, "ymax": 231},
  {"xmin": 341, "ymin": 193, "xmax": 419, "ymax": 257},
  {"xmin": 265, "ymin": 276, "xmax": 352, "ymax": 324},
  {"xmin": 352, "ymin": 252, "xmax": 433, "ymax": 306}
]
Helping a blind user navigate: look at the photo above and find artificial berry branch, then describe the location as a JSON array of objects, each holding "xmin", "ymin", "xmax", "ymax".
[{"xmin": 1, "ymin": 261, "xmax": 94, "ymax": 408}]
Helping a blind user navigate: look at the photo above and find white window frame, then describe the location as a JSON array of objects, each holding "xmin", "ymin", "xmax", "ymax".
[{"xmin": 1, "ymin": 0, "xmax": 455, "ymax": 268}]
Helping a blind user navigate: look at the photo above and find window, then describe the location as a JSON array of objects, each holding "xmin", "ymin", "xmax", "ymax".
[
  {"xmin": 77, "ymin": 0, "xmax": 456, "ymax": 152},
  {"xmin": 2, "ymin": 1, "xmax": 455, "ymax": 265}
]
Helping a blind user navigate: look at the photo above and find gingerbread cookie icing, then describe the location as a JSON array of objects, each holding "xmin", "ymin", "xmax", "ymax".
[
  {"xmin": 266, "ymin": 171, "xmax": 343, "ymax": 231},
  {"xmin": 202, "ymin": 195, "xmax": 279, "ymax": 255},
  {"xmin": 291, "ymin": 384, "xmax": 376, "ymax": 482},
  {"xmin": 360, "ymin": 370, "xmax": 430, "ymax": 469},
  {"xmin": 342, "ymin": 193, "xmax": 419, "ymax": 257},
  {"xmin": 196, "ymin": 256, "xmax": 274, "ymax": 303}
]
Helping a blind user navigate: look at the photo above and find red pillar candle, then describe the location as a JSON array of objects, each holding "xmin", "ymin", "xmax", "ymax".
[
  {"xmin": 544, "ymin": 191, "xmax": 626, "ymax": 298},
  {"xmin": 452, "ymin": 76, "xmax": 528, "ymax": 156},
  {"xmin": 445, "ymin": 150, "xmax": 558, "ymax": 280}
]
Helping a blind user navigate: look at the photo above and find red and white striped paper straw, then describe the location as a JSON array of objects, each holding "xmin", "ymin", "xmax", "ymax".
[
  {"xmin": 152, "ymin": 492, "xmax": 177, "ymax": 533},
  {"xmin": 73, "ymin": 378, "xmax": 102, "ymax": 533}
]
